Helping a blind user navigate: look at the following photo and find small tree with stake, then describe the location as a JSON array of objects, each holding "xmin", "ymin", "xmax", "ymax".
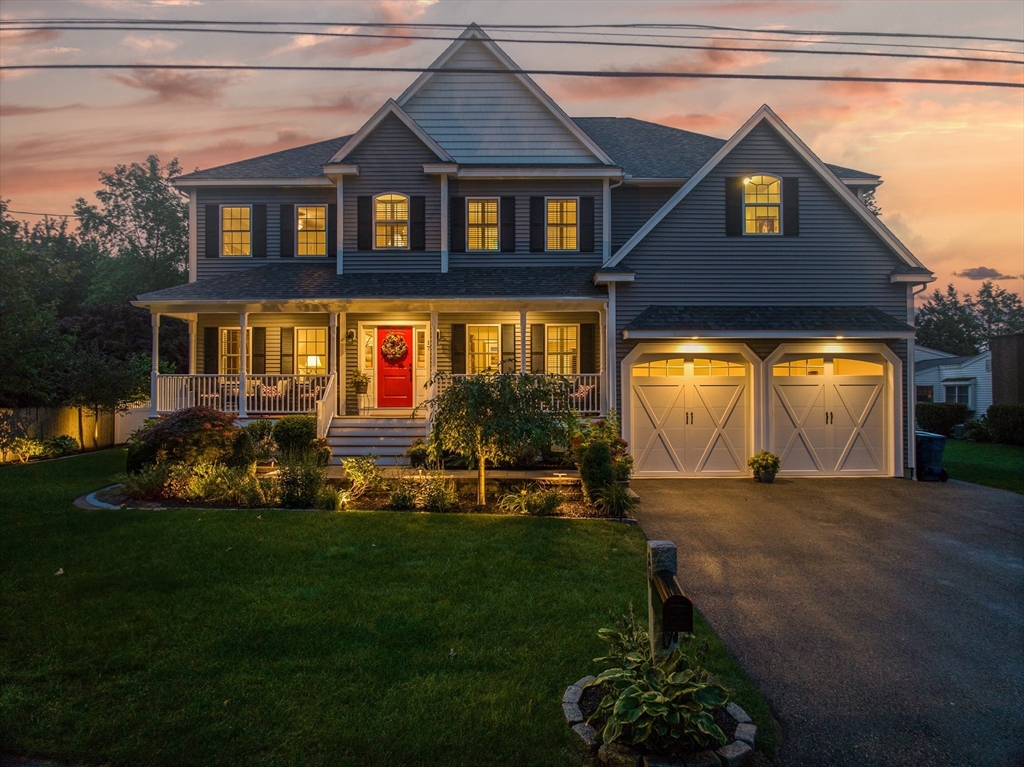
[{"xmin": 422, "ymin": 373, "xmax": 576, "ymax": 506}]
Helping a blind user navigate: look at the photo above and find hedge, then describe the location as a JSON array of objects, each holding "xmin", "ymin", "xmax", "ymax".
[
  {"xmin": 985, "ymin": 404, "xmax": 1024, "ymax": 446},
  {"xmin": 916, "ymin": 402, "xmax": 970, "ymax": 437}
]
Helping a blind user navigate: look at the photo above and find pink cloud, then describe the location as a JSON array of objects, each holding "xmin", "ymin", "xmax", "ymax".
[
  {"xmin": 108, "ymin": 69, "xmax": 244, "ymax": 103},
  {"xmin": 0, "ymin": 29, "xmax": 61, "ymax": 47},
  {"xmin": 0, "ymin": 102, "xmax": 87, "ymax": 117}
]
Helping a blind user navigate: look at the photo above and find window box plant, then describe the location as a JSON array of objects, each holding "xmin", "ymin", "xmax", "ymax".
[
  {"xmin": 747, "ymin": 450, "xmax": 781, "ymax": 483},
  {"xmin": 351, "ymin": 370, "xmax": 370, "ymax": 394}
]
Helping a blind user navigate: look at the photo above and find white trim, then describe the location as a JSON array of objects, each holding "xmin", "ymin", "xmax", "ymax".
[
  {"xmin": 454, "ymin": 167, "xmax": 623, "ymax": 179},
  {"xmin": 327, "ymin": 99, "xmax": 454, "ymax": 165},
  {"xmin": 396, "ymin": 24, "xmax": 615, "ymax": 167},
  {"xmin": 544, "ymin": 323, "xmax": 582, "ymax": 376},
  {"xmin": 424, "ymin": 163, "xmax": 459, "ymax": 174},
  {"xmin": 188, "ymin": 190, "xmax": 197, "ymax": 282},
  {"xmin": 465, "ymin": 196, "xmax": 501, "ymax": 253},
  {"xmin": 604, "ymin": 104, "xmax": 927, "ymax": 270},
  {"xmin": 545, "ymin": 196, "xmax": 581, "ymax": 253},
  {"xmin": 891, "ymin": 273, "xmax": 936, "ymax": 284},
  {"xmin": 607, "ymin": 283, "xmax": 617, "ymax": 411},
  {"xmin": 219, "ymin": 326, "xmax": 254, "ymax": 375},
  {"xmin": 602, "ymin": 178, "xmax": 611, "ymax": 261},
  {"xmin": 622, "ymin": 328, "xmax": 914, "ymax": 340},
  {"xmin": 219, "ymin": 204, "xmax": 253, "ymax": 258},
  {"xmin": 294, "ymin": 204, "xmax": 329, "ymax": 259},
  {"xmin": 357, "ymin": 320, "xmax": 431, "ymax": 411},
  {"xmin": 336, "ymin": 178, "xmax": 344, "ymax": 275},
  {"xmin": 594, "ymin": 272, "xmax": 635, "ymax": 284},
  {"xmin": 320, "ymin": 164, "xmax": 359, "ymax": 176},
  {"xmin": 175, "ymin": 177, "xmax": 333, "ymax": 188},
  {"xmin": 372, "ymin": 192, "xmax": 411, "ymax": 251},
  {"xmin": 623, "ymin": 177, "xmax": 689, "ymax": 187},
  {"xmin": 440, "ymin": 175, "xmax": 450, "ymax": 273}
]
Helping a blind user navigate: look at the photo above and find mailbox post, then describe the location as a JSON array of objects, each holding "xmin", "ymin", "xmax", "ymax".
[{"xmin": 647, "ymin": 540, "xmax": 693, "ymax": 662}]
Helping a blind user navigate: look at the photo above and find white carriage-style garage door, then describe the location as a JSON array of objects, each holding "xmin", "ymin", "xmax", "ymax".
[
  {"xmin": 630, "ymin": 354, "xmax": 750, "ymax": 477},
  {"xmin": 770, "ymin": 355, "xmax": 888, "ymax": 476}
]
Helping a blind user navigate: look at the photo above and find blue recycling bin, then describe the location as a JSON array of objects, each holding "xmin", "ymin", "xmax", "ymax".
[{"xmin": 915, "ymin": 431, "xmax": 948, "ymax": 482}]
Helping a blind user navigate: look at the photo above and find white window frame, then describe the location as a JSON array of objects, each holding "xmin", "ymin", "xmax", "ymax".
[
  {"xmin": 466, "ymin": 197, "xmax": 500, "ymax": 252},
  {"xmin": 742, "ymin": 174, "xmax": 783, "ymax": 236},
  {"xmin": 373, "ymin": 192, "xmax": 410, "ymax": 251},
  {"xmin": 467, "ymin": 324, "xmax": 502, "ymax": 375},
  {"xmin": 295, "ymin": 327, "xmax": 328, "ymax": 375},
  {"xmin": 545, "ymin": 323, "xmax": 580, "ymax": 376},
  {"xmin": 295, "ymin": 204, "xmax": 328, "ymax": 258},
  {"xmin": 545, "ymin": 196, "xmax": 580, "ymax": 253},
  {"xmin": 220, "ymin": 204, "xmax": 253, "ymax": 257},
  {"xmin": 220, "ymin": 327, "xmax": 253, "ymax": 375},
  {"xmin": 944, "ymin": 383, "xmax": 971, "ymax": 407}
]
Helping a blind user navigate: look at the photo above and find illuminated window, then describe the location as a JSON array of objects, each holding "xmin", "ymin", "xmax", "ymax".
[
  {"xmin": 467, "ymin": 325, "xmax": 500, "ymax": 374},
  {"xmin": 221, "ymin": 206, "xmax": 251, "ymax": 256},
  {"xmin": 296, "ymin": 328, "xmax": 327, "ymax": 375},
  {"xmin": 468, "ymin": 198, "xmax": 499, "ymax": 251},
  {"xmin": 546, "ymin": 198, "xmax": 578, "ymax": 251},
  {"xmin": 945, "ymin": 384, "xmax": 969, "ymax": 405},
  {"xmin": 546, "ymin": 325, "xmax": 578, "ymax": 375},
  {"xmin": 631, "ymin": 358, "xmax": 686, "ymax": 377},
  {"xmin": 693, "ymin": 358, "xmax": 745, "ymax": 377},
  {"xmin": 833, "ymin": 358, "xmax": 884, "ymax": 376},
  {"xmin": 297, "ymin": 206, "xmax": 327, "ymax": 257},
  {"xmin": 743, "ymin": 175, "xmax": 781, "ymax": 235},
  {"xmin": 220, "ymin": 328, "xmax": 252, "ymax": 374},
  {"xmin": 773, "ymin": 358, "xmax": 825, "ymax": 377},
  {"xmin": 374, "ymin": 193, "xmax": 409, "ymax": 249}
]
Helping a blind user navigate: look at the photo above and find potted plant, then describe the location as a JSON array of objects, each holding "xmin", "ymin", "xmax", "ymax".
[
  {"xmin": 351, "ymin": 370, "xmax": 370, "ymax": 394},
  {"xmin": 747, "ymin": 450, "xmax": 781, "ymax": 483}
]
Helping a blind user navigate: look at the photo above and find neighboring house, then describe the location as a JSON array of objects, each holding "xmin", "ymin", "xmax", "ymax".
[
  {"xmin": 914, "ymin": 345, "xmax": 993, "ymax": 416},
  {"xmin": 134, "ymin": 24, "xmax": 936, "ymax": 477}
]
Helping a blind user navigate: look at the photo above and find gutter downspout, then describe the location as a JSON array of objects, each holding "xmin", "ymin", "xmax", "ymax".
[{"xmin": 906, "ymin": 283, "xmax": 929, "ymax": 478}]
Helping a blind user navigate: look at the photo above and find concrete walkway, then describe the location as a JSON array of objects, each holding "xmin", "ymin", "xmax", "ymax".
[{"xmin": 632, "ymin": 477, "xmax": 1024, "ymax": 767}]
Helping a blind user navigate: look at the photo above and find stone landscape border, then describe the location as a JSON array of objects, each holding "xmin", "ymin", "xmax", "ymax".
[{"xmin": 563, "ymin": 677, "xmax": 756, "ymax": 767}]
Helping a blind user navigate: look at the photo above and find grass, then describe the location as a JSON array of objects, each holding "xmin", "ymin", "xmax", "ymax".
[
  {"xmin": 942, "ymin": 439, "xmax": 1024, "ymax": 494},
  {"xmin": 1, "ymin": 450, "xmax": 776, "ymax": 766}
]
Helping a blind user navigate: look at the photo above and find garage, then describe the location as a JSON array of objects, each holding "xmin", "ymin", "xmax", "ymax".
[
  {"xmin": 770, "ymin": 354, "xmax": 888, "ymax": 475},
  {"xmin": 629, "ymin": 353, "xmax": 751, "ymax": 477}
]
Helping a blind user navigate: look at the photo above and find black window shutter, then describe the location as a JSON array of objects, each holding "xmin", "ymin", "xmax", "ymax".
[
  {"xmin": 280, "ymin": 327, "xmax": 294, "ymax": 374},
  {"xmin": 783, "ymin": 177, "xmax": 800, "ymax": 237},
  {"xmin": 500, "ymin": 196, "xmax": 516, "ymax": 252},
  {"xmin": 449, "ymin": 196, "xmax": 466, "ymax": 253},
  {"xmin": 529, "ymin": 197, "xmax": 545, "ymax": 252},
  {"xmin": 579, "ymin": 324, "xmax": 596, "ymax": 374},
  {"xmin": 328, "ymin": 203, "xmax": 338, "ymax": 257},
  {"xmin": 357, "ymin": 196, "xmax": 372, "ymax": 250},
  {"xmin": 500, "ymin": 324, "xmax": 516, "ymax": 373},
  {"xmin": 725, "ymin": 177, "xmax": 743, "ymax": 236},
  {"xmin": 203, "ymin": 327, "xmax": 219, "ymax": 374},
  {"xmin": 252, "ymin": 327, "xmax": 266, "ymax": 374},
  {"xmin": 205, "ymin": 204, "xmax": 220, "ymax": 257},
  {"xmin": 280, "ymin": 204, "xmax": 294, "ymax": 257},
  {"xmin": 579, "ymin": 197, "xmax": 595, "ymax": 253},
  {"xmin": 410, "ymin": 195, "xmax": 426, "ymax": 251},
  {"xmin": 531, "ymin": 324, "xmax": 546, "ymax": 373},
  {"xmin": 450, "ymin": 324, "xmax": 466, "ymax": 374},
  {"xmin": 252, "ymin": 204, "xmax": 267, "ymax": 258}
]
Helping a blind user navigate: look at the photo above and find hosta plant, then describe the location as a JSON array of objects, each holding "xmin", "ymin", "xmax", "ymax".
[{"xmin": 585, "ymin": 607, "xmax": 730, "ymax": 753}]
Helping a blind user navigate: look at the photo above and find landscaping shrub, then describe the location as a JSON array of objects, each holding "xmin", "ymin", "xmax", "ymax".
[
  {"xmin": 572, "ymin": 409, "xmax": 633, "ymax": 489},
  {"xmin": 8, "ymin": 437, "xmax": 45, "ymax": 464},
  {"xmin": 278, "ymin": 461, "xmax": 327, "ymax": 509},
  {"xmin": 916, "ymin": 402, "xmax": 970, "ymax": 437},
  {"xmin": 406, "ymin": 439, "xmax": 430, "ymax": 468},
  {"xmin": 389, "ymin": 478, "xmax": 417, "ymax": 510},
  {"xmin": 417, "ymin": 471, "xmax": 458, "ymax": 513},
  {"xmin": 497, "ymin": 486, "xmax": 565, "ymax": 516},
  {"xmin": 118, "ymin": 463, "xmax": 171, "ymax": 501},
  {"xmin": 985, "ymin": 404, "xmax": 1024, "ymax": 446},
  {"xmin": 596, "ymin": 483, "xmax": 639, "ymax": 519},
  {"xmin": 42, "ymin": 434, "xmax": 79, "ymax": 457},
  {"xmin": 228, "ymin": 430, "xmax": 256, "ymax": 469},
  {"xmin": 125, "ymin": 407, "xmax": 240, "ymax": 473},
  {"xmin": 0, "ymin": 412, "xmax": 27, "ymax": 463},
  {"xmin": 316, "ymin": 486, "xmax": 342, "ymax": 511},
  {"xmin": 579, "ymin": 441, "xmax": 615, "ymax": 502},
  {"xmin": 244, "ymin": 419, "xmax": 277, "ymax": 461},
  {"xmin": 273, "ymin": 415, "xmax": 318, "ymax": 461},
  {"xmin": 963, "ymin": 418, "xmax": 994, "ymax": 443},
  {"xmin": 341, "ymin": 455, "xmax": 386, "ymax": 498},
  {"xmin": 312, "ymin": 437, "xmax": 333, "ymax": 467}
]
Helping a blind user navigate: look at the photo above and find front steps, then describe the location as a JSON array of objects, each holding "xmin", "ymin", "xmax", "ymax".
[{"xmin": 326, "ymin": 417, "xmax": 425, "ymax": 465}]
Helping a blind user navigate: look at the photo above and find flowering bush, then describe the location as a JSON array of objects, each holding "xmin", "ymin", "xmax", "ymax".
[{"xmin": 125, "ymin": 407, "xmax": 240, "ymax": 473}]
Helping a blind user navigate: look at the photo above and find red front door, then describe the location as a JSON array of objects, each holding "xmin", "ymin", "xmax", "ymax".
[{"xmin": 376, "ymin": 326, "xmax": 414, "ymax": 408}]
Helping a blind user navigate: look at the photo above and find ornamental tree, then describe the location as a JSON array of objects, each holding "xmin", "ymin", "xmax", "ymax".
[{"xmin": 422, "ymin": 373, "xmax": 576, "ymax": 506}]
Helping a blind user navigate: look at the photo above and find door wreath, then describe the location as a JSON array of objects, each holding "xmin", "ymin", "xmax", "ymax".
[{"xmin": 380, "ymin": 332, "xmax": 408, "ymax": 361}]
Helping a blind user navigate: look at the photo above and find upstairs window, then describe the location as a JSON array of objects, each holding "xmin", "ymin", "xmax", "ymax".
[
  {"xmin": 467, "ymin": 198, "xmax": 499, "ymax": 251},
  {"xmin": 546, "ymin": 198, "xmax": 578, "ymax": 251},
  {"xmin": 374, "ymin": 193, "xmax": 409, "ymax": 249},
  {"xmin": 743, "ymin": 175, "xmax": 781, "ymax": 235},
  {"xmin": 221, "ymin": 206, "xmax": 251, "ymax": 256},
  {"xmin": 296, "ymin": 206, "xmax": 327, "ymax": 257}
]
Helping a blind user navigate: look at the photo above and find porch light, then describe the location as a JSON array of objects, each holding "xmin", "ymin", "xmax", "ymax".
[
  {"xmin": 742, "ymin": 177, "xmax": 751, "ymax": 185},
  {"xmin": 836, "ymin": 335, "xmax": 844, "ymax": 340}
]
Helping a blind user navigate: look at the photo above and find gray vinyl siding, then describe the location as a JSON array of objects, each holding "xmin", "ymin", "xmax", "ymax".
[
  {"xmin": 611, "ymin": 186, "xmax": 678, "ymax": 251},
  {"xmin": 194, "ymin": 189, "xmax": 336, "ymax": 282},
  {"xmin": 196, "ymin": 313, "xmax": 330, "ymax": 375},
  {"xmin": 401, "ymin": 39, "xmax": 601, "ymax": 164},
  {"xmin": 343, "ymin": 113, "xmax": 442, "ymax": 273},
  {"xmin": 448, "ymin": 179, "xmax": 604, "ymax": 268}
]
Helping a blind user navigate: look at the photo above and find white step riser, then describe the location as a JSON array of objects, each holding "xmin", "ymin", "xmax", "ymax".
[{"xmin": 328, "ymin": 429, "xmax": 424, "ymax": 438}]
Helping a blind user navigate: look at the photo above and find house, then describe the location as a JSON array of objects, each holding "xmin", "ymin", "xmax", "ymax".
[
  {"xmin": 134, "ymin": 24, "xmax": 936, "ymax": 477},
  {"xmin": 914, "ymin": 345, "xmax": 993, "ymax": 416}
]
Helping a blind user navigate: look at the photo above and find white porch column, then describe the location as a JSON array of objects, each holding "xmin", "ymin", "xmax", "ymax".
[
  {"xmin": 238, "ymin": 311, "xmax": 248, "ymax": 418},
  {"xmin": 440, "ymin": 175, "xmax": 449, "ymax": 273},
  {"xmin": 188, "ymin": 319, "xmax": 197, "ymax": 374},
  {"xmin": 188, "ymin": 191, "xmax": 198, "ymax": 282},
  {"xmin": 599, "ymin": 307, "xmax": 607, "ymax": 414},
  {"xmin": 338, "ymin": 311, "xmax": 347, "ymax": 415},
  {"xmin": 150, "ymin": 313, "xmax": 160, "ymax": 417},
  {"xmin": 428, "ymin": 310, "xmax": 439, "ymax": 438},
  {"xmin": 607, "ymin": 284, "xmax": 617, "ymax": 413},
  {"xmin": 329, "ymin": 312, "xmax": 338, "ymax": 377},
  {"xmin": 602, "ymin": 177, "xmax": 611, "ymax": 262},
  {"xmin": 336, "ymin": 178, "xmax": 344, "ymax": 275},
  {"xmin": 519, "ymin": 310, "xmax": 528, "ymax": 374}
]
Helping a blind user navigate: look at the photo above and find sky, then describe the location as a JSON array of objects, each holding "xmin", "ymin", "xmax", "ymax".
[{"xmin": 1, "ymin": 0, "xmax": 1022, "ymax": 301}]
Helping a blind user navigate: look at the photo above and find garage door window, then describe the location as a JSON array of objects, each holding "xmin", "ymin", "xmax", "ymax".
[
  {"xmin": 693, "ymin": 358, "xmax": 745, "ymax": 377},
  {"xmin": 632, "ymin": 359, "xmax": 685, "ymax": 377},
  {"xmin": 773, "ymin": 358, "xmax": 824, "ymax": 376},
  {"xmin": 834, "ymin": 358, "xmax": 885, "ymax": 376}
]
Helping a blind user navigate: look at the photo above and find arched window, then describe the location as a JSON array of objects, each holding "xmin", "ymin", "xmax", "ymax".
[
  {"xmin": 743, "ymin": 175, "xmax": 781, "ymax": 235},
  {"xmin": 374, "ymin": 193, "xmax": 409, "ymax": 249}
]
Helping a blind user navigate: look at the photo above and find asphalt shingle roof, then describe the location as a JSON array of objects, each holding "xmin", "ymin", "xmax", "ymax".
[
  {"xmin": 136, "ymin": 264, "xmax": 604, "ymax": 302},
  {"xmin": 915, "ymin": 356, "xmax": 972, "ymax": 371},
  {"xmin": 180, "ymin": 135, "xmax": 351, "ymax": 180},
  {"xmin": 624, "ymin": 305, "xmax": 912, "ymax": 333}
]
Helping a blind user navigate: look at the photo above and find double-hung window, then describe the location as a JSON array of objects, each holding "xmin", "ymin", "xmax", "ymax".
[
  {"xmin": 944, "ymin": 384, "xmax": 970, "ymax": 406},
  {"xmin": 296, "ymin": 328, "xmax": 327, "ymax": 375},
  {"xmin": 743, "ymin": 175, "xmax": 781, "ymax": 235},
  {"xmin": 221, "ymin": 206, "xmax": 251, "ymax": 256},
  {"xmin": 546, "ymin": 325, "xmax": 578, "ymax": 375},
  {"xmin": 467, "ymin": 198, "xmax": 499, "ymax": 251},
  {"xmin": 374, "ymin": 193, "xmax": 409, "ymax": 249},
  {"xmin": 546, "ymin": 198, "xmax": 578, "ymax": 251},
  {"xmin": 220, "ymin": 328, "xmax": 252, "ymax": 374},
  {"xmin": 467, "ymin": 325, "xmax": 500, "ymax": 374},
  {"xmin": 297, "ymin": 206, "xmax": 327, "ymax": 257}
]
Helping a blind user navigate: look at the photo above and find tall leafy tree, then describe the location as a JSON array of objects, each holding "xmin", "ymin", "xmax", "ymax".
[
  {"xmin": 916, "ymin": 281, "xmax": 1024, "ymax": 356},
  {"xmin": 973, "ymin": 281, "xmax": 1024, "ymax": 342}
]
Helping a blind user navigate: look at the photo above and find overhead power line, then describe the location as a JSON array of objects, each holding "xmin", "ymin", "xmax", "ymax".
[
  {"xmin": 3, "ymin": 63, "xmax": 1021, "ymax": 89},
  {"xmin": 5, "ymin": 209, "xmax": 73, "ymax": 218},
  {"xmin": 3, "ymin": 24, "xmax": 1021, "ymax": 66}
]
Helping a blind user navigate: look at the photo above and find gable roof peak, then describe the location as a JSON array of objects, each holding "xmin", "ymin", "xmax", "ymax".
[{"xmin": 326, "ymin": 98, "xmax": 453, "ymax": 165}]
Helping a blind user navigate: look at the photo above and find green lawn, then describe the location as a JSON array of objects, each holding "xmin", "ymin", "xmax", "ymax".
[
  {"xmin": 1, "ymin": 451, "xmax": 775, "ymax": 766},
  {"xmin": 943, "ymin": 439, "xmax": 1024, "ymax": 494}
]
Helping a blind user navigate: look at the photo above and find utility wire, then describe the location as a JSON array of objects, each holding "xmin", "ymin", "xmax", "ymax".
[
  {"xmin": 5, "ymin": 210, "xmax": 73, "ymax": 218},
  {"xmin": 3, "ymin": 63, "xmax": 1021, "ymax": 88},
  {"xmin": 3, "ymin": 24, "xmax": 1020, "ymax": 65}
]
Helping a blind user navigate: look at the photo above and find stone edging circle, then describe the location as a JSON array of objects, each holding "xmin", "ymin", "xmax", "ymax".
[{"xmin": 563, "ymin": 678, "xmax": 756, "ymax": 767}]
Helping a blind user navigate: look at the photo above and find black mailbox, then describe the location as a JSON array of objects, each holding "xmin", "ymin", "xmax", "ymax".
[{"xmin": 653, "ymin": 571, "xmax": 694, "ymax": 634}]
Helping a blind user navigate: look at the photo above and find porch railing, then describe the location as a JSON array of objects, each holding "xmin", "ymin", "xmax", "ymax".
[
  {"xmin": 316, "ymin": 374, "xmax": 337, "ymax": 437},
  {"xmin": 155, "ymin": 374, "xmax": 332, "ymax": 415},
  {"xmin": 440, "ymin": 373, "xmax": 601, "ymax": 415}
]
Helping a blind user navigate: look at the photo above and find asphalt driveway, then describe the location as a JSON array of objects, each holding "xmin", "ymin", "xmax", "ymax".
[{"xmin": 632, "ymin": 477, "xmax": 1024, "ymax": 767}]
